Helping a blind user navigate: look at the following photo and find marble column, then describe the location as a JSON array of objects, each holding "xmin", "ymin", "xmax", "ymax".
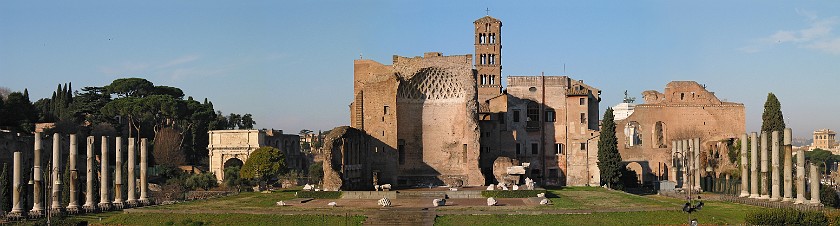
[
  {"xmin": 670, "ymin": 140, "xmax": 677, "ymax": 182},
  {"xmin": 770, "ymin": 131, "xmax": 781, "ymax": 201},
  {"xmin": 795, "ymin": 148, "xmax": 806, "ymax": 204},
  {"xmin": 680, "ymin": 140, "xmax": 688, "ymax": 189},
  {"xmin": 760, "ymin": 132, "xmax": 769, "ymax": 199},
  {"xmin": 99, "ymin": 136, "xmax": 111, "ymax": 209},
  {"xmin": 694, "ymin": 138, "xmax": 701, "ymax": 190},
  {"xmin": 31, "ymin": 132, "xmax": 43, "ymax": 213},
  {"xmin": 67, "ymin": 134, "xmax": 79, "ymax": 210},
  {"xmin": 139, "ymin": 138, "xmax": 149, "ymax": 203},
  {"xmin": 740, "ymin": 133, "xmax": 749, "ymax": 197},
  {"xmin": 783, "ymin": 128, "xmax": 793, "ymax": 202},
  {"xmin": 51, "ymin": 133, "xmax": 63, "ymax": 210},
  {"xmin": 750, "ymin": 132, "xmax": 759, "ymax": 198},
  {"xmin": 83, "ymin": 136, "xmax": 95, "ymax": 209},
  {"xmin": 127, "ymin": 138, "xmax": 136, "ymax": 204},
  {"xmin": 810, "ymin": 163, "xmax": 822, "ymax": 205},
  {"xmin": 11, "ymin": 151, "xmax": 23, "ymax": 214},
  {"xmin": 114, "ymin": 136, "xmax": 123, "ymax": 205}
]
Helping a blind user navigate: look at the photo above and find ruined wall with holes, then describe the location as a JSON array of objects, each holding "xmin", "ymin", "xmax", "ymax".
[
  {"xmin": 617, "ymin": 81, "xmax": 744, "ymax": 184},
  {"xmin": 351, "ymin": 53, "xmax": 483, "ymax": 188}
]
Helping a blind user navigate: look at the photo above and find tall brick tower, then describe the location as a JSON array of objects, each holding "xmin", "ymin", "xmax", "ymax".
[{"xmin": 474, "ymin": 15, "xmax": 502, "ymax": 102}]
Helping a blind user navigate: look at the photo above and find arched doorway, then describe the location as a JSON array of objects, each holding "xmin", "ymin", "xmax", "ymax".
[{"xmin": 222, "ymin": 158, "xmax": 244, "ymax": 181}]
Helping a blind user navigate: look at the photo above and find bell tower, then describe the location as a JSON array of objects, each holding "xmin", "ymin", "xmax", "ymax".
[{"xmin": 474, "ymin": 15, "xmax": 502, "ymax": 102}]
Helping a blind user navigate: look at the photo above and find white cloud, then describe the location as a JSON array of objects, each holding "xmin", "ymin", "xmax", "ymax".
[
  {"xmin": 157, "ymin": 54, "xmax": 200, "ymax": 69},
  {"xmin": 742, "ymin": 11, "xmax": 840, "ymax": 55}
]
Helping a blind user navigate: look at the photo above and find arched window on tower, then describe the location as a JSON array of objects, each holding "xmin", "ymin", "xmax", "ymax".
[
  {"xmin": 490, "ymin": 33, "xmax": 496, "ymax": 44},
  {"xmin": 485, "ymin": 23, "xmax": 490, "ymax": 32},
  {"xmin": 480, "ymin": 34, "xmax": 485, "ymax": 44},
  {"xmin": 481, "ymin": 75, "xmax": 486, "ymax": 85},
  {"xmin": 490, "ymin": 75, "xmax": 495, "ymax": 85}
]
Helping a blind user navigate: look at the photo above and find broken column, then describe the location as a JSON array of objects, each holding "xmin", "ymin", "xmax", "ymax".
[
  {"xmin": 139, "ymin": 138, "xmax": 149, "ymax": 204},
  {"xmin": 99, "ymin": 136, "xmax": 111, "ymax": 210},
  {"xmin": 83, "ymin": 136, "xmax": 95, "ymax": 210},
  {"xmin": 770, "ymin": 131, "xmax": 780, "ymax": 201},
  {"xmin": 750, "ymin": 132, "xmax": 759, "ymax": 198},
  {"xmin": 783, "ymin": 128, "xmax": 793, "ymax": 202},
  {"xmin": 760, "ymin": 132, "xmax": 769, "ymax": 199},
  {"xmin": 127, "ymin": 137, "xmax": 137, "ymax": 205},
  {"xmin": 114, "ymin": 136, "xmax": 123, "ymax": 206},
  {"xmin": 51, "ymin": 133, "xmax": 63, "ymax": 211},
  {"xmin": 795, "ymin": 148, "xmax": 806, "ymax": 204},
  {"xmin": 739, "ymin": 133, "xmax": 749, "ymax": 197},
  {"xmin": 67, "ymin": 134, "xmax": 80, "ymax": 211},
  {"xmin": 11, "ymin": 151, "xmax": 23, "ymax": 214},
  {"xmin": 31, "ymin": 132, "xmax": 43, "ymax": 214},
  {"xmin": 810, "ymin": 163, "xmax": 821, "ymax": 206}
]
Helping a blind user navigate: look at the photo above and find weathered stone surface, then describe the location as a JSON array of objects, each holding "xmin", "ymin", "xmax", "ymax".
[
  {"xmin": 493, "ymin": 157, "xmax": 518, "ymax": 185},
  {"xmin": 487, "ymin": 197, "xmax": 497, "ymax": 206},
  {"xmin": 322, "ymin": 126, "xmax": 372, "ymax": 191},
  {"xmin": 433, "ymin": 198, "xmax": 446, "ymax": 207}
]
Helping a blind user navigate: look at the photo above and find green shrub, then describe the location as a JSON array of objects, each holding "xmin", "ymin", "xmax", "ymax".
[
  {"xmin": 745, "ymin": 208, "xmax": 828, "ymax": 226},
  {"xmin": 296, "ymin": 191, "xmax": 342, "ymax": 199},
  {"xmin": 481, "ymin": 190, "xmax": 549, "ymax": 198}
]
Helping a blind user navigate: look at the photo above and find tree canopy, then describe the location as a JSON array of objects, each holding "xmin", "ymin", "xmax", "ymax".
[
  {"xmin": 761, "ymin": 93, "xmax": 785, "ymax": 138},
  {"xmin": 240, "ymin": 147, "xmax": 286, "ymax": 183}
]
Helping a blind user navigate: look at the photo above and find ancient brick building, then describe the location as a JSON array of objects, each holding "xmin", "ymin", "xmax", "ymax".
[
  {"xmin": 616, "ymin": 81, "xmax": 745, "ymax": 186},
  {"xmin": 341, "ymin": 15, "xmax": 602, "ymax": 189}
]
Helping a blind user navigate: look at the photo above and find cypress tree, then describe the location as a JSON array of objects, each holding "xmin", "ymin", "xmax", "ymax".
[
  {"xmin": 761, "ymin": 93, "xmax": 785, "ymax": 139},
  {"xmin": 598, "ymin": 108, "xmax": 623, "ymax": 189}
]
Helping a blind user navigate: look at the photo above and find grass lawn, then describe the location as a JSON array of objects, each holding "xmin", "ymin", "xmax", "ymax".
[
  {"xmin": 437, "ymin": 191, "xmax": 768, "ymax": 226},
  {"xmin": 542, "ymin": 186, "xmax": 675, "ymax": 210},
  {"xmin": 84, "ymin": 213, "xmax": 365, "ymax": 226},
  {"xmin": 147, "ymin": 190, "xmax": 299, "ymax": 210}
]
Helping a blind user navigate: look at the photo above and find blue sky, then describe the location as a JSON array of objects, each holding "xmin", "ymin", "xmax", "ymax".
[{"xmin": 2, "ymin": 1, "xmax": 839, "ymax": 138}]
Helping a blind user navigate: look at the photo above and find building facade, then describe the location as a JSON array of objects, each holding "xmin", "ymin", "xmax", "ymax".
[
  {"xmin": 341, "ymin": 15, "xmax": 602, "ymax": 189},
  {"xmin": 616, "ymin": 81, "xmax": 745, "ymax": 186},
  {"xmin": 812, "ymin": 129, "xmax": 836, "ymax": 150}
]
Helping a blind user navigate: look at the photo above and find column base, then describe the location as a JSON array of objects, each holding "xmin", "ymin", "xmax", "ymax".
[
  {"xmin": 98, "ymin": 203, "xmax": 112, "ymax": 211},
  {"xmin": 5, "ymin": 211, "xmax": 24, "ymax": 220},
  {"xmin": 112, "ymin": 202, "xmax": 124, "ymax": 210},
  {"xmin": 749, "ymin": 194, "xmax": 759, "ymax": 199},
  {"xmin": 28, "ymin": 210, "xmax": 43, "ymax": 218},
  {"xmin": 769, "ymin": 197, "xmax": 780, "ymax": 202},
  {"xmin": 782, "ymin": 197, "xmax": 793, "ymax": 202},
  {"xmin": 794, "ymin": 199, "xmax": 806, "ymax": 204},
  {"xmin": 49, "ymin": 207, "xmax": 63, "ymax": 215},
  {"xmin": 759, "ymin": 195, "xmax": 770, "ymax": 199},
  {"xmin": 810, "ymin": 200, "xmax": 823, "ymax": 206},
  {"xmin": 82, "ymin": 205, "xmax": 97, "ymax": 213},
  {"xmin": 739, "ymin": 191, "xmax": 750, "ymax": 197},
  {"xmin": 65, "ymin": 206, "xmax": 80, "ymax": 215}
]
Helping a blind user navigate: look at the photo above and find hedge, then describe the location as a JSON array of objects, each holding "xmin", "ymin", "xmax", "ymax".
[
  {"xmin": 296, "ymin": 191, "xmax": 342, "ymax": 199},
  {"xmin": 745, "ymin": 208, "xmax": 828, "ymax": 226},
  {"xmin": 481, "ymin": 190, "xmax": 549, "ymax": 198}
]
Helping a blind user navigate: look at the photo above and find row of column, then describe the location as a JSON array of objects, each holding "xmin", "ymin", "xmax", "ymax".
[
  {"xmin": 9, "ymin": 133, "xmax": 151, "ymax": 216},
  {"xmin": 671, "ymin": 138, "xmax": 701, "ymax": 190},
  {"xmin": 738, "ymin": 129, "xmax": 821, "ymax": 205}
]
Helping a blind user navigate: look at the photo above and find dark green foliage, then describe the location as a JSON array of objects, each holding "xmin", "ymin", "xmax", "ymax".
[
  {"xmin": 185, "ymin": 172, "xmax": 219, "ymax": 191},
  {"xmin": 105, "ymin": 78, "xmax": 155, "ymax": 98},
  {"xmin": 598, "ymin": 108, "xmax": 623, "ymax": 190},
  {"xmin": 240, "ymin": 147, "xmax": 286, "ymax": 184},
  {"xmin": 240, "ymin": 113, "xmax": 255, "ymax": 129},
  {"xmin": 1, "ymin": 91, "xmax": 37, "ymax": 132},
  {"xmin": 224, "ymin": 166, "xmax": 245, "ymax": 190},
  {"xmin": 481, "ymin": 190, "xmax": 549, "ymax": 198},
  {"xmin": 296, "ymin": 191, "xmax": 342, "ymax": 199},
  {"xmin": 821, "ymin": 185, "xmax": 840, "ymax": 208},
  {"xmin": 805, "ymin": 149, "xmax": 840, "ymax": 174},
  {"xmin": 0, "ymin": 163, "xmax": 9, "ymax": 212},
  {"xmin": 745, "ymin": 208, "xmax": 828, "ymax": 226},
  {"xmin": 308, "ymin": 162, "xmax": 323, "ymax": 185},
  {"xmin": 761, "ymin": 93, "xmax": 785, "ymax": 141}
]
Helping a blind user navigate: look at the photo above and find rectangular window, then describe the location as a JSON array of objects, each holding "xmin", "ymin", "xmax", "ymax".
[
  {"xmin": 580, "ymin": 113, "xmax": 586, "ymax": 124},
  {"xmin": 515, "ymin": 143, "xmax": 521, "ymax": 155},
  {"xmin": 555, "ymin": 143, "xmax": 563, "ymax": 155},
  {"xmin": 531, "ymin": 143, "xmax": 538, "ymax": 155},
  {"xmin": 398, "ymin": 139, "xmax": 406, "ymax": 165},
  {"xmin": 545, "ymin": 110, "xmax": 556, "ymax": 122},
  {"xmin": 580, "ymin": 97, "xmax": 585, "ymax": 105},
  {"xmin": 513, "ymin": 110, "xmax": 520, "ymax": 123},
  {"xmin": 580, "ymin": 142, "xmax": 586, "ymax": 151}
]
